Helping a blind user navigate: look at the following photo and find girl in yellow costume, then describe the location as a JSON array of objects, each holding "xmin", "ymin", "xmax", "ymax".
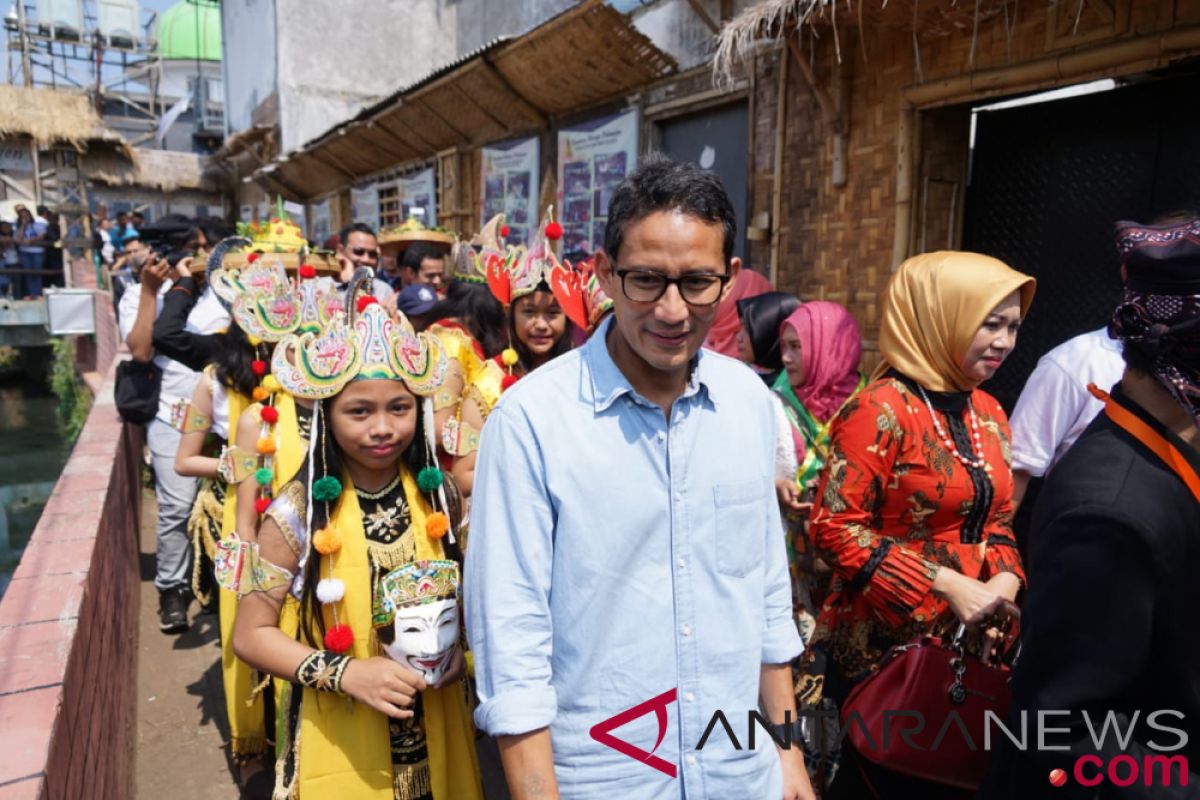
[
  {"xmin": 175, "ymin": 244, "xmax": 339, "ymax": 786},
  {"xmin": 228, "ymin": 283, "xmax": 482, "ymax": 800}
]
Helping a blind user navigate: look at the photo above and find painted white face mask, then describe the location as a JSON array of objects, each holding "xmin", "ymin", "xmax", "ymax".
[
  {"xmin": 379, "ymin": 559, "xmax": 460, "ymax": 685},
  {"xmin": 385, "ymin": 597, "xmax": 459, "ymax": 684}
]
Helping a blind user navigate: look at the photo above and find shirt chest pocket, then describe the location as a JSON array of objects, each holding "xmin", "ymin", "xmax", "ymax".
[{"xmin": 713, "ymin": 478, "xmax": 768, "ymax": 578}]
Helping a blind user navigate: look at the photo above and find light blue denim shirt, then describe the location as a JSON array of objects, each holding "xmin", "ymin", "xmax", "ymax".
[{"xmin": 465, "ymin": 317, "xmax": 803, "ymax": 799}]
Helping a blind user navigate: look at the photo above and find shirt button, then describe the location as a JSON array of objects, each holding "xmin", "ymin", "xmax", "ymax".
[
  {"xmin": 684, "ymin": 692, "xmax": 695, "ymax": 703},
  {"xmin": 676, "ymin": 557, "xmax": 685, "ymax": 568},
  {"xmin": 674, "ymin": 492, "xmax": 682, "ymax": 503},
  {"xmin": 657, "ymin": 431, "xmax": 666, "ymax": 441},
  {"xmin": 686, "ymin": 754, "xmax": 697, "ymax": 766},
  {"xmin": 681, "ymin": 624, "xmax": 692, "ymax": 637}
]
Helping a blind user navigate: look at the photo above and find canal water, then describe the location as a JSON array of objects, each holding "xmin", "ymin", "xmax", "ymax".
[{"xmin": 0, "ymin": 368, "xmax": 73, "ymax": 598}]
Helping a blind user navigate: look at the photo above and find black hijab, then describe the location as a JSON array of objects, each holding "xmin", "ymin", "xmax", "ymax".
[{"xmin": 735, "ymin": 291, "xmax": 801, "ymax": 372}]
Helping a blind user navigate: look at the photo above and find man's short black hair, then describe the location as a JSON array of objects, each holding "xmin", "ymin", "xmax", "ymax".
[
  {"xmin": 603, "ymin": 153, "xmax": 736, "ymax": 268},
  {"xmin": 116, "ymin": 210, "xmax": 129, "ymax": 218},
  {"xmin": 401, "ymin": 243, "xmax": 445, "ymax": 272},
  {"xmin": 339, "ymin": 222, "xmax": 377, "ymax": 243}
]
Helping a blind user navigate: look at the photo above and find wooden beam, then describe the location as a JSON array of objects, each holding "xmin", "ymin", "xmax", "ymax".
[
  {"xmin": 478, "ymin": 56, "xmax": 549, "ymax": 127},
  {"xmin": 786, "ymin": 36, "xmax": 840, "ymax": 130},
  {"xmin": 684, "ymin": 0, "xmax": 720, "ymax": 34},
  {"xmin": 379, "ymin": 112, "xmax": 441, "ymax": 155},
  {"xmin": 451, "ymin": 82, "xmax": 512, "ymax": 135},
  {"xmin": 415, "ymin": 97, "xmax": 470, "ymax": 143},
  {"xmin": 309, "ymin": 150, "xmax": 358, "ymax": 182}
]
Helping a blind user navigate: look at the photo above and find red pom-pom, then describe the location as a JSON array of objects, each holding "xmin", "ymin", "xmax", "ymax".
[
  {"xmin": 298, "ymin": 264, "xmax": 317, "ymax": 279},
  {"xmin": 260, "ymin": 405, "xmax": 279, "ymax": 424},
  {"xmin": 356, "ymin": 295, "xmax": 378, "ymax": 313},
  {"xmin": 246, "ymin": 252, "xmax": 260, "ymax": 264},
  {"xmin": 254, "ymin": 496, "xmax": 271, "ymax": 515},
  {"xmin": 501, "ymin": 374, "xmax": 519, "ymax": 391},
  {"xmin": 545, "ymin": 221, "xmax": 563, "ymax": 241},
  {"xmin": 251, "ymin": 359, "xmax": 267, "ymax": 376},
  {"xmin": 325, "ymin": 624, "xmax": 354, "ymax": 654},
  {"xmin": 500, "ymin": 225, "xmax": 510, "ymax": 238}
]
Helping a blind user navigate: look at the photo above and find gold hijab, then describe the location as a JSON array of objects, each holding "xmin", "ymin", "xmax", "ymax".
[{"xmin": 874, "ymin": 251, "xmax": 1036, "ymax": 392}]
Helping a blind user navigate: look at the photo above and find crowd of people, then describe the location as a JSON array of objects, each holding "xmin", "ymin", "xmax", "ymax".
[
  {"xmin": 116, "ymin": 155, "xmax": 1199, "ymax": 800},
  {"xmin": 0, "ymin": 202, "xmax": 69, "ymax": 298}
]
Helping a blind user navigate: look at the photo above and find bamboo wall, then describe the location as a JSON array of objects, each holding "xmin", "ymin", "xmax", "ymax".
[{"xmin": 748, "ymin": 0, "xmax": 1200, "ymax": 359}]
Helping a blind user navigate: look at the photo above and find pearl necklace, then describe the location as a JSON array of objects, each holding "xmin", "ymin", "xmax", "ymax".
[
  {"xmin": 354, "ymin": 474, "xmax": 400, "ymax": 501},
  {"xmin": 917, "ymin": 385, "xmax": 986, "ymax": 470}
]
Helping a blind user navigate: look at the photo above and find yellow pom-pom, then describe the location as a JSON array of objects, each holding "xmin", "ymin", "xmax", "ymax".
[
  {"xmin": 501, "ymin": 347, "xmax": 519, "ymax": 367},
  {"xmin": 425, "ymin": 512, "xmax": 450, "ymax": 539},
  {"xmin": 256, "ymin": 437, "xmax": 277, "ymax": 455},
  {"xmin": 247, "ymin": 334, "xmax": 262, "ymax": 346},
  {"xmin": 313, "ymin": 526, "xmax": 342, "ymax": 555},
  {"xmin": 261, "ymin": 375, "xmax": 281, "ymax": 393},
  {"xmin": 252, "ymin": 386, "xmax": 269, "ymax": 402}
]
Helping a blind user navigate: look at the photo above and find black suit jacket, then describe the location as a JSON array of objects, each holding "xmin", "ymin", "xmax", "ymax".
[{"xmin": 979, "ymin": 385, "xmax": 1200, "ymax": 799}]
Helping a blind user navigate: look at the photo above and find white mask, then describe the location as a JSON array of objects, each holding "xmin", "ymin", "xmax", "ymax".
[
  {"xmin": 378, "ymin": 559, "xmax": 460, "ymax": 685},
  {"xmin": 384, "ymin": 597, "xmax": 459, "ymax": 684}
]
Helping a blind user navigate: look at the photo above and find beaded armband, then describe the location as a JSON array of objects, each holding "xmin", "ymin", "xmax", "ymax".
[
  {"xmin": 218, "ymin": 445, "xmax": 260, "ymax": 485},
  {"xmin": 170, "ymin": 398, "xmax": 212, "ymax": 434},
  {"xmin": 295, "ymin": 650, "xmax": 351, "ymax": 694}
]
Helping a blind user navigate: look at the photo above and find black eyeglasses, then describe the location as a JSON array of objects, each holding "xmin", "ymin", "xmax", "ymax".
[{"xmin": 615, "ymin": 269, "xmax": 730, "ymax": 306}]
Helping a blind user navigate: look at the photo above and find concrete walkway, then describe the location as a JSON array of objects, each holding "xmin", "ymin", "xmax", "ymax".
[{"xmin": 133, "ymin": 487, "xmax": 238, "ymax": 799}]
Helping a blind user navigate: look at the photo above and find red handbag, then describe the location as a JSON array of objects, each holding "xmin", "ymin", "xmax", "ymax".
[{"xmin": 839, "ymin": 625, "xmax": 1014, "ymax": 791}]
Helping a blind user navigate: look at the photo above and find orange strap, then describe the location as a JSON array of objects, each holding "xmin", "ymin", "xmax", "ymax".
[{"xmin": 1088, "ymin": 384, "xmax": 1200, "ymax": 503}]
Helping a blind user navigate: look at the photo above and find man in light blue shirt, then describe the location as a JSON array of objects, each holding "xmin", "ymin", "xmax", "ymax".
[{"xmin": 466, "ymin": 157, "xmax": 813, "ymax": 800}]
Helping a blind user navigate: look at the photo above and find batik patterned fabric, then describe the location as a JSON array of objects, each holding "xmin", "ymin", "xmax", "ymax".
[
  {"xmin": 804, "ymin": 376, "xmax": 1025, "ymax": 686},
  {"xmin": 1108, "ymin": 287, "xmax": 1200, "ymax": 427}
]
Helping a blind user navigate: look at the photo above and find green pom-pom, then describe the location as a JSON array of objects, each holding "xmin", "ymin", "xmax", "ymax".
[
  {"xmin": 417, "ymin": 466, "xmax": 443, "ymax": 492},
  {"xmin": 312, "ymin": 475, "xmax": 344, "ymax": 503},
  {"xmin": 254, "ymin": 467, "xmax": 274, "ymax": 486}
]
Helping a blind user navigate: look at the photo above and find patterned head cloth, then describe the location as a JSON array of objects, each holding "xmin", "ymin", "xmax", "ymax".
[{"xmin": 1110, "ymin": 216, "xmax": 1200, "ymax": 427}]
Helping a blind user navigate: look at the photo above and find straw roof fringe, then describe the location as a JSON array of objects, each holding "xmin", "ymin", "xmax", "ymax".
[
  {"xmin": 86, "ymin": 148, "xmax": 219, "ymax": 193},
  {"xmin": 0, "ymin": 85, "xmax": 131, "ymax": 157}
]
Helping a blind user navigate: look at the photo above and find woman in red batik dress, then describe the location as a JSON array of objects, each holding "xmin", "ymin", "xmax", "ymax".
[{"xmin": 801, "ymin": 251, "xmax": 1036, "ymax": 800}]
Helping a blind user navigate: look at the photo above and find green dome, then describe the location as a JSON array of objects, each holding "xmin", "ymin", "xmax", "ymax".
[{"xmin": 158, "ymin": 0, "xmax": 222, "ymax": 62}]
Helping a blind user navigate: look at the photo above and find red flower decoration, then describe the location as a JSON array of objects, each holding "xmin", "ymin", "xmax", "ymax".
[
  {"xmin": 545, "ymin": 221, "xmax": 563, "ymax": 241},
  {"xmin": 356, "ymin": 295, "xmax": 378, "ymax": 312},
  {"xmin": 325, "ymin": 624, "xmax": 354, "ymax": 654},
  {"xmin": 254, "ymin": 496, "xmax": 272, "ymax": 515},
  {"xmin": 298, "ymin": 264, "xmax": 317, "ymax": 279},
  {"xmin": 246, "ymin": 252, "xmax": 261, "ymax": 264},
  {"xmin": 251, "ymin": 360, "xmax": 267, "ymax": 376},
  {"xmin": 260, "ymin": 406, "xmax": 279, "ymax": 424},
  {"xmin": 500, "ymin": 225, "xmax": 510, "ymax": 238},
  {"xmin": 501, "ymin": 374, "xmax": 519, "ymax": 391}
]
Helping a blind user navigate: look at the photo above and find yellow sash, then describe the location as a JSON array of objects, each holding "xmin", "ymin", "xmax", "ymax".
[
  {"xmin": 219, "ymin": 390, "xmax": 308, "ymax": 759},
  {"xmin": 297, "ymin": 469, "xmax": 482, "ymax": 800}
]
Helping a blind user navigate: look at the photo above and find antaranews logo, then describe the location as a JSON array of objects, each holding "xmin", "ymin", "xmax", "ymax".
[{"xmin": 589, "ymin": 690, "xmax": 1192, "ymax": 789}]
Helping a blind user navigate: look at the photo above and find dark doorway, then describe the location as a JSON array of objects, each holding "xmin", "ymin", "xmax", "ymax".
[
  {"xmin": 658, "ymin": 102, "xmax": 750, "ymax": 262},
  {"xmin": 962, "ymin": 71, "xmax": 1200, "ymax": 411}
]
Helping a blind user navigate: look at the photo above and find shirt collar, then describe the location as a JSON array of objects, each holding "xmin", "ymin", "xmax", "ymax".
[{"xmin": 583, "ymin": 316, "xmax": 720, "ymax": 413}]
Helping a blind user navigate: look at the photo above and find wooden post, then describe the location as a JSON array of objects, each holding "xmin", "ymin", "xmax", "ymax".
[
  {"xmin": 769, "ymin": 44, "xmax": 788, "ymax": 286},
  {"xmin": 892, "ymin": 105, "xmax": 915, "ymax": 268}
]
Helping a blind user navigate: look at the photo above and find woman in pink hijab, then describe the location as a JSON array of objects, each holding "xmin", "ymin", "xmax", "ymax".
[{"xmin": 775, "ymin": 301, "xmax": 864, "ymax": 646}]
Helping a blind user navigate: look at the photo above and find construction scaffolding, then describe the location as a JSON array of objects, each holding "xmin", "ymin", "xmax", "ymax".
[{"xmin": 4, "ymin": 1, "xmax": 163, "ymax": 145}]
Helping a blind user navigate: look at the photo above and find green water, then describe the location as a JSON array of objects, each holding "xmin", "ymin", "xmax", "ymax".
[{"xmin": 0, "ymin": 383, "xmax": 73, "ymax": 598}]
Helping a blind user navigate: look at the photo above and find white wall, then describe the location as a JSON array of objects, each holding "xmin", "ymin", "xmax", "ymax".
[{"xmin": 221, "ymin": 0, "xmax": 278, "ymax": 135}]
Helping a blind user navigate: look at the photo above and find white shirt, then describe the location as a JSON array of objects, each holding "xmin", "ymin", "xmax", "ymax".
[
  {"xmin": 1009, "ymin": 328, "xmax": 1126, "ymax": 476},
  {"xmin": 118, "ymin": 281, "xmax": 200, "ymax": 424}
]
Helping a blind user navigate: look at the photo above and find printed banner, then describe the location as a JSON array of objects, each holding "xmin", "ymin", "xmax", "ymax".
[
  {"xmin": 398, "ymin": 167, "xmax": 437, "ymax": 226},
  {"xmin": 481, "ymin": 136, "xmax": 540, "ymax": 246},
  {"xmin": 557, "ymin": 109, "xmax": 638, "ymax": 256},
  {"xmin": 309, "ymin": 198, "xmax": 332, "ymax": 246},
  {"xmin": 351, "ymin": 182, "xmax": 379, "ymax": 231}
]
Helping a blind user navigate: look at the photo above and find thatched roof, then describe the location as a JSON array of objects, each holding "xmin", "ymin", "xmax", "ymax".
[
  {"xmin": 256, "ymin": 0, "xmax": 677, "ymax": 201},
  {"xmin": 0, "ymin": 85, "xmax": 131, "ymax": 155},
  {"xmin": 715, "ymin": 0, "xmax": 1027, "ymax": 81},
  {"xmin": 86, "ymin": 148, "xmax": 221, "ymax": 193}
]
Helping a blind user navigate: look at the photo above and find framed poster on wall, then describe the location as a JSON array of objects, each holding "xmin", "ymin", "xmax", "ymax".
[
  {"xmin": 480, "ymin": 136, "xmax": 539, "ymax": 246},
  {"xmin": 557, "ymin": 109, "xmax": 638, "ymax": 256}
]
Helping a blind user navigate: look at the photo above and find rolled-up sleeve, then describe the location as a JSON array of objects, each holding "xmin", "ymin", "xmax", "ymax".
[
  {"xmin": 464, "ymin": 404, "xmax": 559, "ymax": 736},
  {"xmin": 761, "ymin": 400, "xmax": 804, "ymax": 664}
]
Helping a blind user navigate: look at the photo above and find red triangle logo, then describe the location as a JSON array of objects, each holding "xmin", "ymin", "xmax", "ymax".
[{"xmin": 588, "ymin": 688, "xmax": 678, "ymax": 778}]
